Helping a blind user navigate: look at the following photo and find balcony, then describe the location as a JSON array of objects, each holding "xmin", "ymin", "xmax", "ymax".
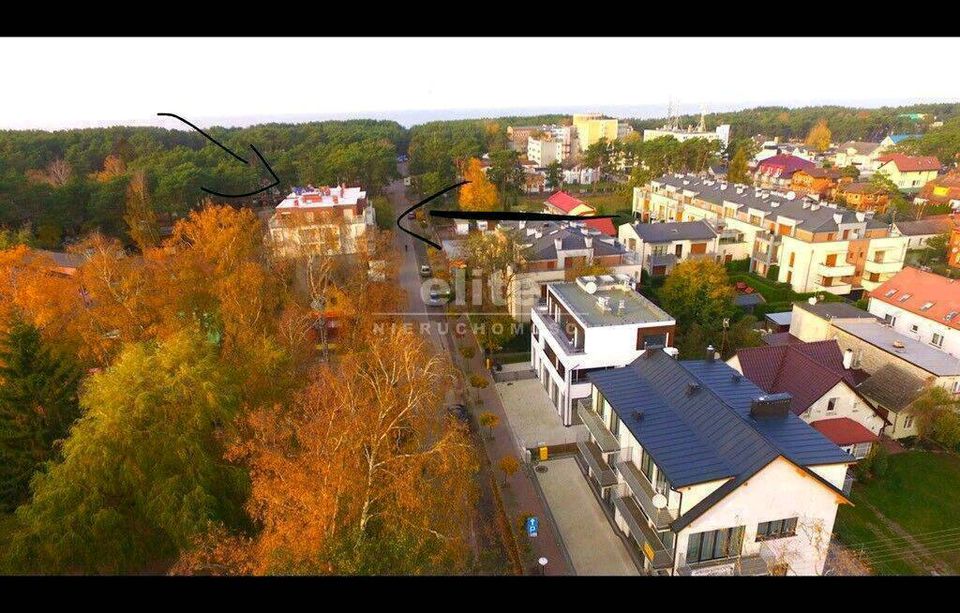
[
  {"xmin": 531, "ymin": 308, "xmax": 584, "ymax": 355},
  {"xmin": 860, "ymin": 278, "xmax": 882, "ymax": 292},
  {"xmin": 676, "ymin": 553, "xmax": 771, "ymax": 576},
  {"xmin": 577, "ymin": 440, "xmax": 618, "ymax": 487},
  {"xmin": 814, "ymin": 280, "xmax": 853, "ymax": 295},
  {"xmin": 864, "ymin": 258, "xmax": 903, "ymax": 275},
  {"xmin": 576, "ymin": 399, "xmax": 620, "ymax": 452},
  {"xmin": 818, "ymin": 261, "xmax": 856, "ymax": 277},
  {"xmin": 616, "ymin": 459, "xmax": 679, "ymax": 530},
  {"xmin": 613, "ymin": 495, "xmax": 674, "ymax": 570}
]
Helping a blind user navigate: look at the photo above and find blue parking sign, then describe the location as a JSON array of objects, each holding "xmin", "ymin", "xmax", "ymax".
[{"xmin": 526, "ymin": 516, "xmax": 538, "ymax": 538}]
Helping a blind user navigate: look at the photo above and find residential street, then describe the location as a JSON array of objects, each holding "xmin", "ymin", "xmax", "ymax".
[{"xmin": 382, "ymin": 174, "xmax": 573, "ymax": 575}]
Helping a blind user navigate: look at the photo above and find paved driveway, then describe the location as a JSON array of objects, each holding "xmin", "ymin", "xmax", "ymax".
[
  {"xmin": 535, "ymin": 457, "xmax": 639, "ymax": 576},
  {"xmin": 496, "ymin": 379, "xmax": 585, "ymax": 449}
]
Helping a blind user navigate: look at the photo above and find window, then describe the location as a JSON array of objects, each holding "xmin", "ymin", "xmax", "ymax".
[
  {"xmin": 883, "ymin": 313, "xmax": 897, "ymax": 327},
  {"xmin": 911, "ymin": 324, "xmax": 919, "ymax": 333},
  {"xmin": 953, "ymin": 381, "xmax": 960, "ymax": 395},
  {"xmin": 641, "ymin": 448, "xmax": 655, "ymax": 481},
  {"xmin": 932, "ymin": 333, "xmax": 944, "ymax": 348},
  {"xmin": 898, "ymin": 293, "xmax": 912, "ymax": 303},
  {"xmin": 904, "ymin": 415, "xmax": 915, "ymax": 429},
  {"xmin": 826, "ymin": 398, "xmax": 838, "ymax": 413},
  {"xmin": 757, "ymin": 518, "xmax": 798, "ymax": 541},
  {"xmin": 921, "ymin": 301, "xmax": 935, "ymax": 311},
  {"xmin": 788, "ymin": 252, "xmax": 796, "ymax": 267},
  {"xmin": 686, "ymin": 526, "xmax": 745, "ymax": 564},
  {"xmin": 884, "ymin": 289, "xmax": 897, "ymax": 298},
  {"xmin": 609, "ymin": 411, "xmax": 620, "ymax": 437}
]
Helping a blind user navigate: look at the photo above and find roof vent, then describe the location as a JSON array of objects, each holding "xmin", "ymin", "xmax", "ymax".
[
  {"xmin": 750, "ymin": 393, "xmax": 792, "ymax": 420},
  {"xmin": 732, "ymin": 372, "xmax": 743, "ymax": 383},
  {"xmin": 687, "ymin": 382, "xmax": 702, "ymax": 395},
  {"xmin": 633, "ymin": 410, "xmax": 645, "ymax": 420}
]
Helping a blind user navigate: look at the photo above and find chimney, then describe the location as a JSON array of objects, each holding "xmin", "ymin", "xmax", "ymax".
[
  {"xmin": 750, "ymin": 393, "xmax": 792, "ymax": 420},
  {"xmin": 554, "ymin": 237, "xmax": 563, "ymax": 252},
  {"xmin": 843, "ymin": 348, "xmax": 853, "ymax": 370},
  {"xmin": 705, "ymin": 345, "xmax": 716, "ymax": 362},
  {"xmin": 519, "ymin": 219, "xmax": 526, "ymax": 230}
]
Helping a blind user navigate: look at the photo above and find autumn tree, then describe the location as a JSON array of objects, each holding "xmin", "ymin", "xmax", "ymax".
[
  {"xmin": 458, "ymin": 158, "xmax": 498, "ymax": 213},
  {"xmin": 911, "ymin": 386, "xmax": 960, "ymax": 449},
  {"xmin": 0, "ymin": 320, "xmax": 82, "ymax": 511},
  {"xmin": 92, "ymin": 154, "xmax": 127, "ymax": 183},
  {"xmin": 123, "ymin": 169, "xmax": 161, "ymax": 251},
  {"xmin": 805, "ymin": 119, "xmax": 832, "ymax": 152},
  {"xmin": 479, "ymin": 411, "xmax": 499, "ymax": 440},
  {"xmin": 173, "ymin": 326, "xmax": 478, "ymax": 575},
  {"xmin": 499, "ymin": 455, "xmax": 520, "ymax": 485},
  {"xmin": 727, "ymin": 144, "xmax": 753, "ymax": 185},
  {"xmin": 659, "ymin": 259, "xmax": 736, "ymax": 335},
  {"xmin": 6, "ymin": 329, "xmax": 248, "ymax": 574}
]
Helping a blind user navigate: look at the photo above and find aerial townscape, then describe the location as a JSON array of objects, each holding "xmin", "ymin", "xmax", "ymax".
[{"xmin": 3, "ymin": 36, "xmax": 960, "ymax": 580}]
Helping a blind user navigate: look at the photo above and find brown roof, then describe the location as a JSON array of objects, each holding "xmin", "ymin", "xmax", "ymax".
[
  {"xmin": 799, "ymin": 167, "xmax": 842, "ymax": 180},
  {"xmin": 839, "ymin": 181, "xmax": 885, "ymax": 195},
  {"xmin": 857, "ymin": 363, "xmax": 928, "ymax": 412},
  {"xmin": 894, "ymin": 215, "xmax": 958, "ymax": 237},
  {"xmin": 877, "ymin": 153, "xmax": 941, "ymax": 173}
]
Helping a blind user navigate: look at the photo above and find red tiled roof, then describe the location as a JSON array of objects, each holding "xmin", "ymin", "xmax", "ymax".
[
  {"xmin": 762, "ymin": 332, "xmax": 803, "ymax": 346},
  {"xmin": 812, "ymin": 418, "xmax": 879, "ymax": 446},
  {"xmin": 872, "ymin": 266, "xmax": 960, "ymax": 331},
  {"xmin": 877, "ymin": 153, "xmax": 941, "ymax": 173},
  {"xmin": 756, "ymin": 154, "xmax": 815, "ymax": 177},
  {"xmin": 735, "ymin": 340, "xmax": 863, "ymax": 415},
  {"xmin": 545, "ymin": 191, "xmax": 590, "ymax": 214},
  {"xmin": 584, "ymin": 217, "xmax": 616, "ymax": 236}
]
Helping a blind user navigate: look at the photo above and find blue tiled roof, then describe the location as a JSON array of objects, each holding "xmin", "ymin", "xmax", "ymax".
[
  {"xmin": 888, "ymin": 133, "xmax": 921, "ymax": 144},
  {"xmin": 589, "ymin": 351, "xmax": 852, "ymax": 530}
]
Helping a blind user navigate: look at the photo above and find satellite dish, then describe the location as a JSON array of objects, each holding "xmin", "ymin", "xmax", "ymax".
[
  {"xmin": 807, "ymin": 296, "xmax": 817, "ymax": 305},
  {"xmin": 585, "ymin": 281, "xmax": 598, "ymax": 294},
  {"xmin": 652, "ymin": 494, "xmax": 668, "ymax": 510}
]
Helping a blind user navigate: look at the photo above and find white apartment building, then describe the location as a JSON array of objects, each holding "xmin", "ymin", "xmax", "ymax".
[
  {"xmin": 527, "ymin": 135, "xmax": 559, "ymax": 167},
  {"xmin": 643, "ymin": 121, "xmax": 731, "ymax": 148},
  {"xmin": 617, "ymin": 220, "xmax": 721, "ymax": 276},
  {"xmin": 633, "ymin": 175, "xmax": 908, "ymax": 295},
  {"xmin": 268, "ymin": 185, "xmax": 375, "ymax": 256},
  {"xmin": 578, "ymin": 349, "xmax": 853, "ymax": 575},
  {"xmin": 530, "ymin": 276, "xmax": 676, "ymax": 426},
  {"xmin": 867, "ymin": 266, "xmax": 960, "ymax": 358}
]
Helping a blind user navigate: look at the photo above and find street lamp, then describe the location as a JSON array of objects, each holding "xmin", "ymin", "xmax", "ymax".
[{"xmin": 538, "ymin": 557, "xmax": 548, "ymax": 576}]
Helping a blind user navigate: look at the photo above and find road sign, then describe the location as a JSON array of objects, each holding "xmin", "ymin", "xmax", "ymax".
[{"xmin": 526, "ymin": 516, "xmax": 539, "ymax": 538}]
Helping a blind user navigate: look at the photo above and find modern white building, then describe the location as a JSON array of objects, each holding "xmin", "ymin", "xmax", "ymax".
[
  {"xmin": 618, "ymin": 220, "xmax": 721, "ymax": 276},
  {"xmin": 268, "ymin": 184, "xmax": 375, "ymax": 256},
  {"xmin": 867, "ymin": 267, "xmax": 960, "ymax": 358},
  {"xmin": 527, "ymin": 135, "xmax": 559, "ymax": 167},
  {"xmin": 530, "ymin": 276, "xmax": 676, "ymax": 426},
  {"xmin": 578, "ymin": 349, "xmax": 853, "ymax": 575},
  {"xmin": 643, "ymin": 117, "xmax": 731, "ymax": 148}
]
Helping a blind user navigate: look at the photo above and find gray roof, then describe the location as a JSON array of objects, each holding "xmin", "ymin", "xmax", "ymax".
[
  {"xmin": 794, "ymin": 300, "xmax": 877, "ymax": 322},
  {"xmin": 832, "ymin": 319, "xmax": 960, "ymax": 377},
  {"xmin": 630, "ymin": 220, "xmax": 718, "ymax": 243},
  {"xmin": 765, "ymin": 311, "xmax": 793, "ymax": 326},
  {"xmin": 837, "ymin": 141, "xmax": 881, "ymax": 156},
  {"xmin": 34, "ymin": 249, "xmax": 84, "ymax": 269},
  {"xmin": 655, "ymin": 174, "xmax": 889, "ymax": 233},
  {"xmin": 588, "ymin": 351, "xmax": 851, "ymax": 531},
  {"xmin": 510, "ymin": 221, "xmax": 626, "ymax": 261},
  {"xmin": 857, "ymin": 363, "xmax": 928, "ymax": 412},
  {"xmin": 894, "ymin": 218, "xmax": 954, "ymax": 237},
  {"xmin": 549, "ymin": 282, "xmax": 673, "ymax": 327}
]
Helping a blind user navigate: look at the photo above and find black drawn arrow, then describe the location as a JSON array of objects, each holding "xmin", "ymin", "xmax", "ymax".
[
  {"xmin": 397, "ymin": 180, "xmax": 618, "ymax": 250},
  {"xmin": 157, "ymin": 112, "xmax": 281, "ymax": 198}
]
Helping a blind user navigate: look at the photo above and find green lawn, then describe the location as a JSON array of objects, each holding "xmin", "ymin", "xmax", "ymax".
[{"xmin": 834, "ymin": 451, "xmax": 960, "ymax": 575}]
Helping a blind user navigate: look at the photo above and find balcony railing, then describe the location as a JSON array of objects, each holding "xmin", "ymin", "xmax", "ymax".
[
  {"xmin": 814, "ymin": 281, "xmax": 853, "ymax": 295},
  {"xmin": 531, "ymin": 308, "xmax": 584, "ymax": 355},
  {"xmin": 616, "ymin": 459, "xmax": 678, "ymax": 530},
  {"xmin": 676, "ymin": 552, "xmax": 771, "ymax": 576},
  {"xmin": 577, "ymin": 440, "xmax": 618, "ymax": 487},
  {"xmin": 864, "ymin": 258, "xmax": 903, "ymax": 275},
  {"xmin": 613, "ymin": 495, "xmax": 674, "ymax": 570},
  {"xmin": 576, "ymin": 399, "xmax": 620, "ymax": 452},
  {"xmin": 818, "ymin": 262, "xmax": 856, "ymax": 277}
]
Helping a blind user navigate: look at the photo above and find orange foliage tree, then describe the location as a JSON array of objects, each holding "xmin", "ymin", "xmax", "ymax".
[
  {"xmin": 173, "ymin": 325, "xmax": 478, "ymax": 575},
  {"xmin": 458, "ymin": 158, "xmax": 498, "ymax": 212}
]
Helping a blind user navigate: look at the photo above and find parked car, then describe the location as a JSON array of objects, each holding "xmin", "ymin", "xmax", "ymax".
[
  {"xmin": 419, "ymin": 264, "xmax": 432, "ymax": 277},
  {"xmin": 407, "ymin": 212, "xmax": 416, "ymax": 221}
]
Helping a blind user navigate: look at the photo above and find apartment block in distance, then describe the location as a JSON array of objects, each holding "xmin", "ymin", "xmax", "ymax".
[
  {"xmin": 578, "ymin": 349, "xmax": 852, "ymax": 575},
  {"xmin": 633, "ymin": 174, "xmax": 908, "ymax": 295},
  {"xmin": 268, "ymin": 184, "xmax": 375, "ymax": 256},
  {"xmin": 573, "ymin": 113, "xmax": 620, "ymax": 152},
  {"xmin": 530, "ymin": 275, "xmax": 675, "ymax": 425}
]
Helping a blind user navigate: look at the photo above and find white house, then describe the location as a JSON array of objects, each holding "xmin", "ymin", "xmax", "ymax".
[
  {"xmin": 268, "ymin": 184, "xmax": 374, "ymax": 256},
  {"xmin": 530, "ymin": 276, "xmax": 676, "ymax": 426},
  {"xmin": 728, "ymin": 340, "xmax": 886, "ymax": 459},
  {"xmin": 618, "ymin": 220, "xmax": 720, "ymax": 276},
  {"xmin": 867, "ymin": 266, "xmax": 960, "ymax": 358},
  {"xmin": 578, "ymin": 349, "xmax": 853, "ymax": 575}
]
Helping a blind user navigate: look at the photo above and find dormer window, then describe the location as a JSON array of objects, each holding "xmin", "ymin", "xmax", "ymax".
[
  {"xmin": 899, "ymin": 293, "xmax": 912, "ymax": 303},
  {"xmin": 921, "ymin": 301, "xmax": 935, "ymax": 311},
  {"xmin": 884, "ymin": 289, "xmax": 897, "ymax": 298}
]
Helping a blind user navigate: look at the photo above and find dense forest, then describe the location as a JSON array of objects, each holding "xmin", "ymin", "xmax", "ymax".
[
  {"xmin": 0, "ymin": 120, "xmax": 405, "ymax": 248},
  {"xmin": 628, "ymin": 102, "xmax": 960, "ymax": 144}
]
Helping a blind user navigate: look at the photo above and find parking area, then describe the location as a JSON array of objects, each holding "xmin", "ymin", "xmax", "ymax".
[
  {"xmin": 534, "ymin": 457, "xmax": 639, "ymax": 576},
  {"xmin": 495, "ymin": 378, "xmax": 585, "ymax": 449}
]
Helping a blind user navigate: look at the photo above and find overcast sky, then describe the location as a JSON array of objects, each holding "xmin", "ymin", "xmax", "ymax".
[{"xmin": 2, "ymin": 37, "xmax": 958, "ymax": 130}]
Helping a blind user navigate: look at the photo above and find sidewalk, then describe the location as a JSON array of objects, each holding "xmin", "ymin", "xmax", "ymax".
[{"xmin": 455, "ymin": 315, "xmax": 572, "ymax": 576}]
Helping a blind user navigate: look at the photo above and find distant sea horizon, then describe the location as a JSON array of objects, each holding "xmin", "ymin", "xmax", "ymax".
[{"xmin": 3, "ymin": 97, "xmax": 955, "ymax": 131}]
